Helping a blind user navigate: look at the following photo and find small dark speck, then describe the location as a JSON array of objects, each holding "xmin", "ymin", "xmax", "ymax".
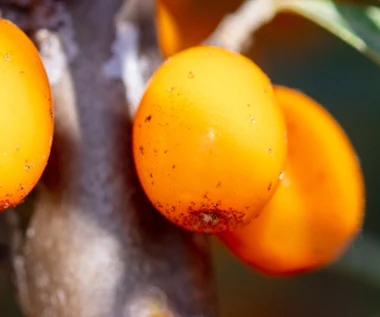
[
  {"xmin": 267, "ymin": 147, "xmax": 273, "ymax": 154},
  {"xmin": 24, "ymin": 165, "xmax": 31, "ymax": 171},
  {"xmin": 149, "ymin": 173, "xmax": 153, "ymax": 178},
  {"xmin": 188, "ymin": 71, "xmax": 195, "ymax": 79},
  {"xmin": 5, "ymin": 53, "xmax": 10, "ymax": 61},
  {"xmin": 247, "ymin": 104, "xmax": 251, "ymax": 107},
  {"xmin": 216, "ymin": 182, "xmax": 222, "ymax": 188},
  {"xmin": 154, "ymin": 149, "xmax": 158, "ymax": 155},
  {"xmin": 19, "ymin": 184, "xmax": 25, "ymax": 191},
  {"xmin": 268, "ymin": 182, "xmax": 272, "ymax": 191},
  {"xmin": 139, "ymin": 146, "xmax": 144, "ymax": 155},
  {"xmin": 144, "ymin": 115, "xmax": 152, "ymax": 122},
  {"xmin": 49, "ymin": 108, "xmax": 53, "ymax": 119},
  {"xmin": 164, "ymin": 150, "xmax": 168, "ymax": 154},
  {"xmin": 213, "ymin": 201, "xmax": 221, "ymax": 208},
  {"xmin": 20, "ymin": 70, "xmax": 24, "ymax": 75}
]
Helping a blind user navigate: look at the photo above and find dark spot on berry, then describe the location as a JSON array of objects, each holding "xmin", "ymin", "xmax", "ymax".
[
  {"xmin": 139, "ymin": 146, "xmax": 144, "ymax": 155},
  {"xmin": 216, "ymin": 182, "xmax": 222, "ymax": 188},
  {"xmin": 155, "ymin": 201, "xmax": 163, "ymax": 209},
  {"xmin": 172, "ymin": 165, "xmax": 176, "ymax": 169},
  {"xmin": 145, "ymin": 115, "xmax": 152, "ymax": 122},
  {"xmin": 174, "ymin": 204, "xmax": 246, "ymax": 233},
  {"xmin": 268, "ymin": 182, "xmax": 272, "ymax": 191},
  {"xmin": 213, "ymin": 201, "xmax": 221, "ymax": 208},
  {"xmin": 0, "ymin": 199, "xmax": 13, "ymax": 211}
]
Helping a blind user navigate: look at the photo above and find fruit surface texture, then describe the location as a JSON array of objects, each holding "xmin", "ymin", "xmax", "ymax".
[
  {"xmin": 219, "ymin": 86, "xmax": 365, "ymax": 276},
  {"xmin": 133, "ymin": 46, "xmax": 287, "ymax": 233},
  {"xmin": 0, "ymin": 19, "xmax": 54, "ymax": 211}
]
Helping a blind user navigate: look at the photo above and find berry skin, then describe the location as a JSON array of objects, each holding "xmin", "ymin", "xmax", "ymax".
[
  {"xmin": 0, "ymin": 19, "xmax": 54, "ymax": 211},
  {"xmin": 218, "ymin": 85, "xmax": 365, "ymax": 276},
  {"xmin": 133, "ymin": 46, "xmax": 287, "ymax": 233}
]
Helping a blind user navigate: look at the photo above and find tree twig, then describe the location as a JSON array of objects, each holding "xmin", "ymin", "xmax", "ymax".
[
  {"xmin": 2, "ymin": 1, "xmax": 218, "ymax": 316},
  {"xmin": 205, "ymin": 0, "xmax": 278, "ymax": 52}
]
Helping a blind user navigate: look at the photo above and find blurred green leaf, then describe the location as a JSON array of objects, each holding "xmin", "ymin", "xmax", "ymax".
[
  {"xmin": 277, "ymin": 0, "xmax": 380, "ymax": 66},
  {"xmin": 333, "ymin": 0, "xmax": 379, "ymax": 6}
]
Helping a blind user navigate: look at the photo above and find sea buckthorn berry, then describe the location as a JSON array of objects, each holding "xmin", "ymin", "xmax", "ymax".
[
  {"xmin": 156, "ymin": 0, "xmax": 244, "ymax": 58},
  {"xmin": 0, "ymin": 19, "xmax": 54, "ymax": 211},
  {"xmin": 132, "ymin": 46, "xmax": 287, "ymax": 233},
  {"xmin": 218, "ymin": 85, "xmax": 365, "ymax": 276}
]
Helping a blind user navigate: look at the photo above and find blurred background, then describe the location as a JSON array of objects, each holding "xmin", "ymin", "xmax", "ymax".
[{"xmin": 1, "ymin": 10, "xmax": 380, "ymax": 317}]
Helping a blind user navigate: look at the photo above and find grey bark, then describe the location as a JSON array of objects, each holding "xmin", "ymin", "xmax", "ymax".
[{"xmin": 0, "ymin": 0, "xmax": 218, "ymax": 316}]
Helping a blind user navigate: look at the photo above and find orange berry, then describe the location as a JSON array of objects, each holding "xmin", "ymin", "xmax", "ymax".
[
  {"xmin": 156, "ymin": 0, "xmax": 244, "ymax": 58},
  {"xmin": 132, "ymin": 46, "xmax": 287, "ymax": 233},
  {"xmin": 218, "ymin": 85, "xmax": 365, "ymax": 276},
  {"xmin": 0, "ymin": 19, "xmax": 54, "ymax": 211}
]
